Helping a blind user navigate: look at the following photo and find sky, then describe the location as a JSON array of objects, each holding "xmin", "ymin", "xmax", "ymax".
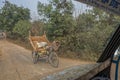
[{"xmin": 0, "ymin": 0, "xmax": 91, "ymax": 20}]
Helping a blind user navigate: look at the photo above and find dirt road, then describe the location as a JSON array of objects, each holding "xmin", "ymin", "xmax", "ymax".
[{"xmin": 0, "ymin": 40, "xmax": 92, "ymax": 80}]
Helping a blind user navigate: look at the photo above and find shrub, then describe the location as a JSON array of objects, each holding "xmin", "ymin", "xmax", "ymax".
[{"xmin": 13, "ymin": 20, "xmax": 32, "ymax": 40}]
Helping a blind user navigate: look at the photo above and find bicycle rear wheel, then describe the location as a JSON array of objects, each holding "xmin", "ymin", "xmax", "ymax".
[{"xmin": 49, "ymin": 51, "xmax": 59, "ymax": 68}]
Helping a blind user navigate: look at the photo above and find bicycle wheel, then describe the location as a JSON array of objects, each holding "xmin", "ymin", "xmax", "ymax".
[
  {"xmin": 49, "ymin": 51, "xmax": 59, "ymax": 68},
  {"xmin": 32, "ymin": 51, "xmax": 38, "ymax": 64}
]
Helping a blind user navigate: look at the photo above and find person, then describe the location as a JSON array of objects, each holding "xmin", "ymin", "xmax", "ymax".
[{"xmin": 52, "ymin": 40, "xmax": 60, "ymax": 51}]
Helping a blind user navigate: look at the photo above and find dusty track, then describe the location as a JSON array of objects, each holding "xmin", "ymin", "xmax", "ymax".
[{"xmin": 0, "ymin": 40, "xmax": 91, "ymax": 80}]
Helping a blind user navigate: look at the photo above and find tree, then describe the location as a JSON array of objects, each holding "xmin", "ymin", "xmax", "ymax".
[
  {"xmin": 37, "ymin": 0, "xmax": 75, "ymax": 40},
  {"xmin": 31, "ymin": 21, "xmax": 45, "ymax": 36},
  {"xmin": 0, "ymin": 1, "xmax": 30, "ymax": 32},
  {"xmin": 68, "ymin": 8, "xmax": 120, "ymax": 60},
  {"xmin": 37, "ymin": 0, "xmax": 120, "ymax": 61}
]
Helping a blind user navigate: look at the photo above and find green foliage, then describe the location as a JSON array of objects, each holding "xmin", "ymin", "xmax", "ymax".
[
  {"xmin": 0, "ymin": 0, "xmax": 119, "ymax": 61},
  {"xmin": 37, "ymin": 0, "xmax": 120, "ymax": 61},
  {"xmin": 62, "ymin": 8, "xmax": 120, "ymax": 60},
  {"xmin": 13, "ymin": 20, "xmax": 31, "ymax": 39},
  {"xmin": 0, "ymin": 1, "xmax": 30, "ymax": 32},
  {"xmin": 37, "ymin": 0, "xmax": 75, "ymax": 40}
]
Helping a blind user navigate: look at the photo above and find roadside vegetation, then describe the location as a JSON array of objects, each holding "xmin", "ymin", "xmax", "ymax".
[{"xmin": 0, "ymin": 0, "xmax": 120, "ymax": 61}]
